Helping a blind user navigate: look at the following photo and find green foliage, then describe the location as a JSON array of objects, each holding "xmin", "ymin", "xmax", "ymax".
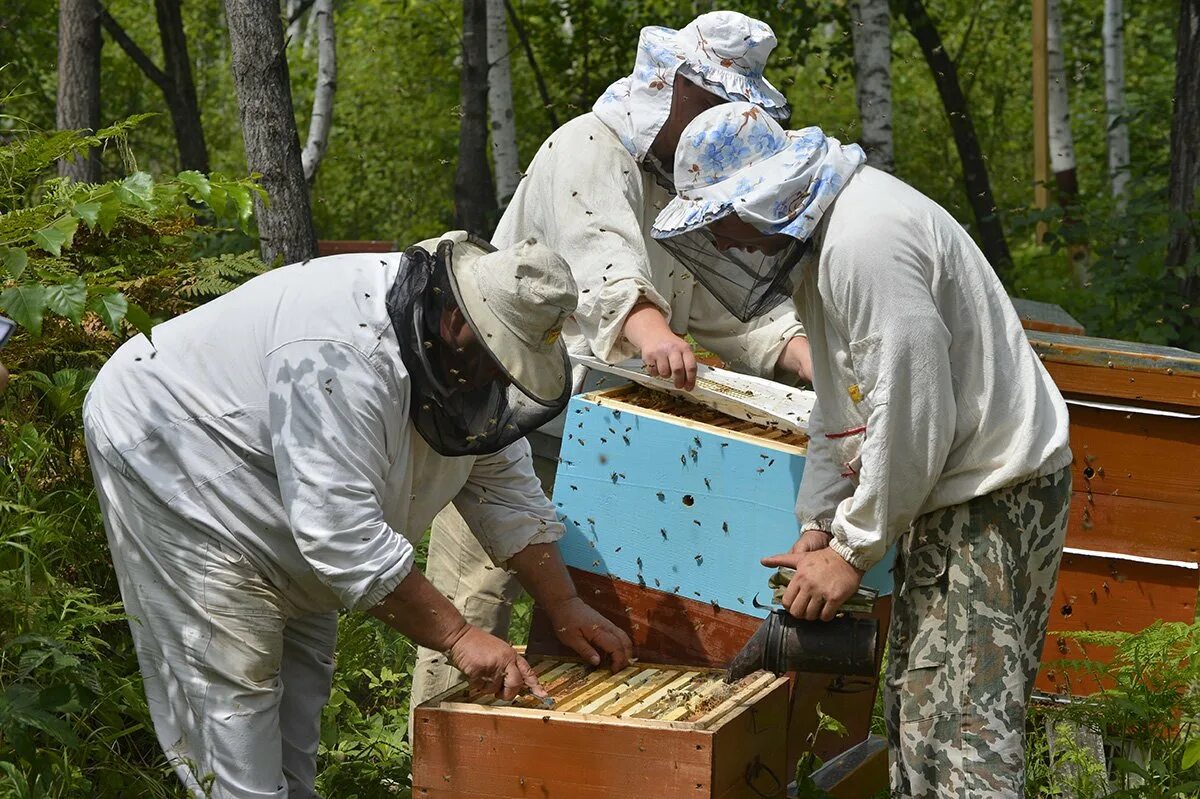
[
  {"xmin": 0, "ymin": 119, "xmax": 264, "ymax": 798},
  {"xmin": 0, "ymin": 121, "xmax": 265, "ymax": 342},
  {"xmin": 1023, "ymin": 621, "xmax": 1200, "ymax": 797}
]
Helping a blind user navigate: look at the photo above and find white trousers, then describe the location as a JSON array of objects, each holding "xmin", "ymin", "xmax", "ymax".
[{"xmin": 87, "ymin": 435, "xmax": 337, "ymax": 799}]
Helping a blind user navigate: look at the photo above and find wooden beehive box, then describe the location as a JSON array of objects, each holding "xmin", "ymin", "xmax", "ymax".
[
  {"xmin": 412, "ymin": 657, "xmax": 791, "ymax": 798},
  {"xmin": 528, "ymin": 383, "xmax": 894, "ymax": 770},
  {"xmin": 1024, "ymin": 331, "xmax": 1200, "ymax": 695}
]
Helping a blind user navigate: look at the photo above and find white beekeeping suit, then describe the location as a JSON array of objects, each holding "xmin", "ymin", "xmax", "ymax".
[{"xmin": 83, "ymin": 238, "xmax": 570, "ymax": 798}]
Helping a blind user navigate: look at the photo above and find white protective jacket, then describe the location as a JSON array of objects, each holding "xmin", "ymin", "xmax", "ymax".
[
  {"xmin": 793, "ymin": 166, "xmax": 1072, "ymax": 571},
  {"xmin": 83, "ymin": 254, "xmax": 563, "ymax": 614},
  {"xmin": 494, "ymin": 112, "xmax": 804, "ymax": 383}
]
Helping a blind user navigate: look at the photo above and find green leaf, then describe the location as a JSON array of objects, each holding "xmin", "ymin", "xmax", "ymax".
[
  {"xmin": 31, "ymin": 215, "xmax": 80, "ymax": 256},
  {"xmin": 72, "ymin": 199, "xmax": 102, "ymax": 228},
  {"xmin": 96, "ymin": 196, "xmax": 122, "ymax": 235},
  {"xmin": 89, "ymin": 291, "xmax": 129, "ymax": 334},
  {"xmin": 225, "ymin": 184, "xmax": 253, "ymax": 232},
  {"xmin": 1183, "ymin": 737, "xmax": 1200, "ymax": 770},
  {"xmin": 0, "ymin": 284, "xmax": 48, "ymax": 336},
  {"xmin": 176, "ymin": 170, "xmax": 211, "ymax": 202},
  {"xmin": 2, "ymin": 247, "xmax": 28, "ymax": 280},
  {"xmin": 207, "ymin": 183, "xmax": 228, "ymax": 218},
  {"xmin": 114, "ymin": 171, "xmax": 155, "ymax": 208},
  {"xmin": 123, "ymin": 300, "xmax": 154, "ymax": 339},
  {"xmin": 44, "ymin": 277, "xmax": 88, "ymax": 325}
]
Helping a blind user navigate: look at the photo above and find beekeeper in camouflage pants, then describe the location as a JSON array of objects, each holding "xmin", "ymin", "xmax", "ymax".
[{"xmin": 650, "ymin": 102, "xmax": 1073, "ymax": 796}]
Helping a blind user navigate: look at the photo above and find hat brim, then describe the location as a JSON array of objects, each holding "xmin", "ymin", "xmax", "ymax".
[
  {"xmin": 651, "ymin": 130, "xmax": 809, "ymax": 239},
  {"xmin": 442, "ymin": 236, "xmax": 570, "ymax": 406},
  {"xmin": 681, "ymin": 65, "xmax": 791, "ymax": 121}
]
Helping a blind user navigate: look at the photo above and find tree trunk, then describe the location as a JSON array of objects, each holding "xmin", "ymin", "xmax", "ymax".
[
  {"xmin": 487, "ymin": 0, "xmax": 520, "ymax": 206},
  {"xmin": 100, "ymin": 2, "xmax": 209, "ymax": 173},
  {"xmin": 893, "ymin": 0, "xmax": 1012, "ymax": 276},
  {"xmin": 224, "ymin": 0, "xmax": 316, "ymax": 264},
  {"xmin": 1047, "ymin": 0, "xmax": 1087, "ymax": 282},
  {"xmin": 156, "ymin": 0, "xmax": 209, "ymax": 173},
  {"xmin": 455, "ymin": 0, "xmax": 498, "ymax": 234},
  {"xmin": 1167, "ymin": 0, "xmax": 1200, "ymax": 331},
  {"xmin": 300, "ymin": 0, "xmax": 336, "ymax": 183},
  {"xmin": 57, "ymin": 0, "xmax": 102, "ymax": 182},
  {"xmin": 850, "ymin": 0, "xmax": 894, "ymax": 173},
  {"xmin": 1103, "ymin": 0, "xmax": 1130, "ymax": 205}
]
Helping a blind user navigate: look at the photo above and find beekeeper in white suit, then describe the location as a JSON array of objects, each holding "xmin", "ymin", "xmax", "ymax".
[
  {"xmin": 83, "ymin": 232, "xmax": 632, "ymax": 799},
  {"xmin": 413, "ymin": 11, "xmax": 817, "ymax": 705}
]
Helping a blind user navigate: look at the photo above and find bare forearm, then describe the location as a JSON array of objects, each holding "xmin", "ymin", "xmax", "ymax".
[
  {"xmin": 368, "ymin": 569, "xmax": 470, "ymax": 651},
  {"xmin": 507, "ymin": 543, "xmax": 579, "ymax": 609},
  {"xmin": 775, "ymin": 336, "xmax": 813, "ymax": 383},
  {"xmin": 620, "ymin": 302, "xmax": 672, "ymax": 350}
]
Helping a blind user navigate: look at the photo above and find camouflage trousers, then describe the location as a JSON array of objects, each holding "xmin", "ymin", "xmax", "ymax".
[{"xmin": 885, "ymin": 466, "xmax": 1071, "ymax": 798}]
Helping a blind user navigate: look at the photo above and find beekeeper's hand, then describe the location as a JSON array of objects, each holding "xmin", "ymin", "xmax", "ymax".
[
  {"xmin": 447, "ymin": 625, "xmax": 548, "ymax": 701},
  {"xmin": 760, "ymin": 548, "xmax": 864, "ymax": 623},
  {"xmin": 548, "ymin": 597, "xmax": 633, "ymax": 672},
  {"xmin": 622, "ymin": 303, "xmax": 697, "ymax": 390},
  {"xmin": 791, "ymin": 528, "xmax": 832, "ymax": 554}
]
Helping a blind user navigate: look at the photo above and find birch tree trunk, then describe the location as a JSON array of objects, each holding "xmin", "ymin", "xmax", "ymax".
[
  {"xmin": 300, "ymin": 0, "xmax": 336, "ymax": 183},
  {"xmin": 487, "ymin": 0, "xmax": 520, "ymax": 206},
  {"xmin": 1047, "ymin": 0, "xmax": 1087, "ymax": 282},
  {"xmin": 225, "ymin": 0, "xmax": 316, "ymax": 264},
  {"xmin": 57, "ymin": 0, "xmax": 102, "ymax": 182},
  {"xmin": 1103, "ymin": 0, "xmax": 1130, "ymax": 205},
  {"xmin": 455, "ymin": 0, "xmax": 498, "ymax": 234},
  {"xmin": 893, "ymin": 0, "xmax": 1012, "ymax": 275},
  {"xmin": 850, "ymin": 0, "xmax": 894, "ymax": 173},
  {"xmin": 1167, "ymin": 0, "xmax": 1200, "ymax": 337}
]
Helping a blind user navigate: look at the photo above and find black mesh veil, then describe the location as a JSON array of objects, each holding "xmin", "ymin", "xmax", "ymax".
[
  {"xmin": 657, "ymin": 228, "xmax": 808, "ymax": 323},
  {"xmin": 386, "ymin": 239, "xmax": 570, "ymax": 457}
]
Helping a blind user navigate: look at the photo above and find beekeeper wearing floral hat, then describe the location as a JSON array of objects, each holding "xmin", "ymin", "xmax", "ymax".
[
  {"xmin": 414, "ymin": 11, "xmax": 816, "ymax": 707},
  {"xmin": 83, "ymin": 233, "xmax": 632, "ymax": 798},
  {"xmin": 651, "ymin": 102, "xmax": 1072, "ymax": 797}
]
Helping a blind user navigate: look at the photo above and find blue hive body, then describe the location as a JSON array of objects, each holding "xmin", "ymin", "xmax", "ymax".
[{"xmin": 553, "ymin": 387, "xmax": 894, "ymax": 619}]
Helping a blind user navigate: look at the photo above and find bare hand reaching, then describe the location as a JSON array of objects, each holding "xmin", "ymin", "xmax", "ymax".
[{"xmin": 447, "ymin": 625, "xmax": 547, "ymax": 701}]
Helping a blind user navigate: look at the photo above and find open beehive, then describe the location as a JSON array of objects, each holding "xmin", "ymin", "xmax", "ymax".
[{"xmin": 413, "ymin": 656, "xmax": 790, "ymax": 798}]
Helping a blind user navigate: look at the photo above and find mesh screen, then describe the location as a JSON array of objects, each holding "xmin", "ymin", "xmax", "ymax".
[
  {"xmin": 386, "ymin": 242, "xmax": 569, "ymax": 458},
  {"xmin": 657, "ymin": 228, "xmax": 808, "ymax": 323}
]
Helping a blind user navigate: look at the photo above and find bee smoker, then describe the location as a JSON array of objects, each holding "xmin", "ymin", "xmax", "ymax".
[{"xmin": 725, "ymin": 581, "xmax": 880, "ymax": 682}]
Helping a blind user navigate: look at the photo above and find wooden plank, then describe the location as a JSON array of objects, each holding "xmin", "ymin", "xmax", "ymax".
[
  {"xmin": 620, "ymin": 672, "xmax": 700, "ymax": 718},
  {"xmin": 692, "ymin": 673, "xmax": 778, "ymax": 727},
  {"xmin": 413, "ymin": 706, "xmax": 712, "ymax": 797},
  {"xmin": 711, "ymin": 678, "xmax": 791, "ymax": 798},
  {"xmin": 315, "ymin": 239, "xmax": 395, "ymax": 257},
  {"xmin": 806, "ymin": 735, "xmax": 890, "ymax": 799},
  {"xmin": 529, "ymin": 569, "xmax": 764, "ymax": 668},
  {"xmin": 603, "ymin": 670, "xmax": 681, "ymax": 716},
  {"xmin": 1066, "ymin": 403, "xmax": 1200, "ymax": 506},
  {"xmin": 577, "ymin": 668, "xmax": 664, "ymax": 715},
  {"xmin": 1012, "ymin": 297, "xmax": 1085, "ymax": 336},
  {"xmin": 1038, "ymin": 550, "xmax": 1199, "ymax": 695},
  {"xmin": 555, "ymin": 667, "xmax": 640, "ymax": 713},
  {"xmin": 1066, "ymin": 491, "xmax": 1200, "ymax": 563},
  {"xmin": 1028, "ymin": 331, "xmax": 1200, "ymax": 410}
]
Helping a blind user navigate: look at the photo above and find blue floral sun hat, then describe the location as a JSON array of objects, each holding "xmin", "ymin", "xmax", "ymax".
[
  {"xmin": 651, "ymin": 102, "xmax": 866, "ymax": 242},
  {"xmin": 593, "ymin": 12, "xmax": 791, "ymax": 162}
]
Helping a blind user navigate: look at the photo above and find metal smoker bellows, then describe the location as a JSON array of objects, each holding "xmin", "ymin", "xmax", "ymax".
[{"xmin": 725, "ymin": 584, "xmax": 880, "ymax": 682}]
